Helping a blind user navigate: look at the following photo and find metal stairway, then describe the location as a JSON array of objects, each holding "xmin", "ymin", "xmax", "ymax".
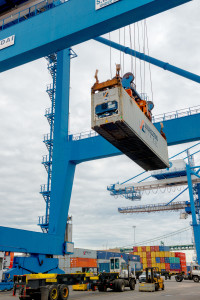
[
  {"xmin": 38, "ymin": 53, "xmax": 57, "ymax": 233},
  {"xmin": 38, "ymin": 50, "xmax": 77, "ymax": 233}
]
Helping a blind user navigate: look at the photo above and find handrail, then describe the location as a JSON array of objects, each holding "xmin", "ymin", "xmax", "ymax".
[
  {"xmin": 71, "ymin": 105, "xmax": 200, "ymax": 141},
  {"xmin": 0, "ymin": 0, "xmax": 69, "ymax": 31}
]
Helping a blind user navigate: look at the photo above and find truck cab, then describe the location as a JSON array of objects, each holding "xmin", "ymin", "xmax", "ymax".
[{"xmin": 110, "ymin": 257, "xmax": 135, "ymax": 279}]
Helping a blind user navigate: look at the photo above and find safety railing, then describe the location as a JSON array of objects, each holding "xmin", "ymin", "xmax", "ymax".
[
  {"xmin": 71, "ymin": 105, "xmax": 200, "ymax": 141},
  {"xmin": 40, "ymin": 184, "xmax": 51, "ymax": 193},
  {"xmin": 0, "ymin": 0, "xmax": 69, "ymax": 31},
  {"xmin": 38, "ymin": 215, "xmax": 49, "ymax": 225},
  {"xmin": 72, "ymin": 130, "xmax": 98, "ymax": 141},
  {"xmin": 152, "ymin": 105, "xmax": 200, "ymax": 123}
]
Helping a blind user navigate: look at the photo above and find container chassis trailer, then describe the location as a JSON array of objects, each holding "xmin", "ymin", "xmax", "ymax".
[{"xmin": 13, "ymin": 272, "xmax": 136, "ymax": 299}]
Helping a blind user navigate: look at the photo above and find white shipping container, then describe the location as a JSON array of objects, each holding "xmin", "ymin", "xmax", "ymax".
[
  {"xmin": 91, "ymin": 86, "xmax": 169, "ymax": 171},
  {"xmin": 72, "ymin": 248, "xmax": 97, "ymax": 259}
]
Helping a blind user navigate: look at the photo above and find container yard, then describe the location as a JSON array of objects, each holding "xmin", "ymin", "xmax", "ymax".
[{"xmin": 0, "ymin": 0, "xmax": 199, "ymax": 299}]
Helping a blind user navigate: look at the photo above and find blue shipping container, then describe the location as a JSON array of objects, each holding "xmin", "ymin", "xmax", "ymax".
[
  {"xmin": 156, "ymin": 257, "xmax": 160, "ymax": 263},
  {"xmin": 97, "ymin": 251, "xmax": 140, "ymax": 263},
  {"xmin": 98, "ymin": 263, "xmax": 110, "ymax": 273}
]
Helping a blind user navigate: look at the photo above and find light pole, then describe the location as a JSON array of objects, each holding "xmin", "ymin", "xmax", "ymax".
[{"xmin": 133, "ymin": 226, "xmax": 136, "ymax": 245}]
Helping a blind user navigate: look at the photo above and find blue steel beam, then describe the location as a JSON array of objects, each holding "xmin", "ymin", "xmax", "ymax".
[
  {"xmin": 70, "ymin": 113, "xmax": 200, "ymax": 163},
  {"xmin": 94, "ymin": 37, "xmax": 200, "ymax": 84},
  {"xmin": 186, "ymin": 164, "xmax": 200, "ymax": 264},
  {"xmin": 0, "ymin": 0, "xmax": 191, "ymax": 72},
  {"xmin": 48, "ymin": 49, "xmax": 76, "ymax": 237},
  {"xmin": 0, "ymin": 226, "xmax": 64, "ymax": 254}
]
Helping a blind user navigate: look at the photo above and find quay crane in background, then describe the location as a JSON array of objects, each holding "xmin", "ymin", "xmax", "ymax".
[
  {"xmin": 108, "ymin": 143, "xmax": 200, "ymax": 263},
  {"xmin": 0, "ymin": 0, "xmax": 199, "ymax": 294}
]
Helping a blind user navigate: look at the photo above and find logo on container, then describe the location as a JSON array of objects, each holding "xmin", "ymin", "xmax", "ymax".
[{"xmin": 140, "ymin": 120, "xmax": 158, "ymax": 144}]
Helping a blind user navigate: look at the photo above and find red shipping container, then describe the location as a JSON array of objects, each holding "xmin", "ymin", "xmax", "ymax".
[
  {"xmin": 154, "ymin": 246, "xmax": 159, "ymax": 251},
  {"xmin": 165, "ymin": 263, "xmax": 170, "ymax": 271},
  {"xmin": 181, "ymin": 263, "xmax": 186, "ymax": 267},
  {"xmin": 147, "ymin": 263, "xmax": 152, "ymax": 268},
  {"xmin": 147, "ymin": 259, "xmax": 152, "ymax": 264},
  {"xmin": 133, "ymin": 246, "xmax": 138, "ymax": 252},
  {"xmin": 142, "ymin": 246, "xmax": 146, "ymax": 252},
  {"xmin": 160, "ymin": 257, "xmax": 165, "ymax": 263},
  {"xmin": 150, "ymin": 246, "xmax": 155, "ymax": 252},
  {"xmin": 70, "ymin": 258, "xmax": 97, "ymax": 268},
  {"xmin": 146, "ymin": 252, "xmax": 151, "ymax": 258},
  {"xmin": 140, "ymin": 257, "xmax": 143, "ymax": 263},
  {"xmin": 175, "ymin": 252, "xmax": 186, "ymax": 259}
]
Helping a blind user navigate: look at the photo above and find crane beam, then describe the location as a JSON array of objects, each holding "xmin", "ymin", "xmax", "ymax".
[
  {"xmin": 0, "ymin": 0, "xmax": 191, "ymax": 72},
  {"xmin": 94, "ymin": 37, "xmax": 200, "ymax": 84},
  {"xmin": 114, "ymin": 175, "xmax": 200, "ymax": 192},
  {"xmin": 70, "ymin": 113, "xmax": 200, "ymax": 163},
  {"xmin": 118, "ymin": 201, "xmax": 187, "ymax": 213}
]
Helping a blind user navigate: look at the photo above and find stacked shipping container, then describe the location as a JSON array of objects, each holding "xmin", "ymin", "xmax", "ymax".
[
  {"xmin": 55, "ymin": 249, "xmax": 141, "ymax": 274},
  {"xmin": 54, "ymin": 248, "xmax": 97, "ymax": 274},
  {"xmin": 131, "ymin": 246, "xmax": 185, "ymax": 273},
  {"xmin": 175, "ymin": 252, "xmax": 187, "ymax": 273},
  {"xmin": 55, "ymin": 247, "xmax": 186, "ymax": 275}
]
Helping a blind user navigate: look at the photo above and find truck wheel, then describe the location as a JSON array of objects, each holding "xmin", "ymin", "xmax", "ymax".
[
  {"xmin": 118, "ymin": 280, "xmax": 125, "ymax": 292},
  {"xmin": 129, "ymin": 279, "xmax": 135, "ymax": 290},
  {"xmin": 98, "ymin": 285, "xmax": 107, "ymax": 292},
  {"xmin": 48, "ymin": 285, "xmax": 59, "ymax": 300},
  {"xmin": 59, "ymin": 284, "xmax": 69, "ymax": 299},
  {"xmin": 175, "ymin": 275, "xmax": 183, "ymax": 282},
  {"xmin": 155, "ymin": 283, "xmax": 159, "ymax": 291},
  {"xmin": 193, "ymin": 276, "xmax": 199, "ymax": 283},
  {"xmin": 162, "ymin": 284, "xmax": 165, "ymax": 290}
]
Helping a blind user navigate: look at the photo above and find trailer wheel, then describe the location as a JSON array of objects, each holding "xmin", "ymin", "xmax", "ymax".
[
  {"xmin": 48, "ymin": 285, "xmax": 59, "ymax": 300},
  {"xmin": 193, "ymin": 276, "xmax": 199, "ymax": 283},
  {"xmin": 155, "ymin": 283, "xmax": 159, "ymax": 291},
  {"xmin": 129, "ymin": 279, "xmax": 135, "ymax": 290},
  {"xmin": 58, "ymin": 284, "xmax": 69, "ymax": 299},
  {"xmin": 162, "ymin": 284, "xmax": 165, "ymax": 290},
  {"xmin": 117, "ymin": 280, "xmax": 125, "ymax": 292}
]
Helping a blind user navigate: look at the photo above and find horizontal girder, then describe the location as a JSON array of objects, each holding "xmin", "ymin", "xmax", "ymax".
[
  {"xmin": 0, "ymin": 226, "xmax": 64, "ymax": 254},
  {"xmin": 0, "ymin": 0, "xmax": 191, "ymax": 72},
  {"xmin": 70, "ymin": 113, "xmax": 200, "ymax": 163}
]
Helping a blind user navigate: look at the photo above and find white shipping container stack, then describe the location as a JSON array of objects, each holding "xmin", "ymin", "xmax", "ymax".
[{"xmin": 54, "ymin": 248, "xmax": 97, "ymax": 274}]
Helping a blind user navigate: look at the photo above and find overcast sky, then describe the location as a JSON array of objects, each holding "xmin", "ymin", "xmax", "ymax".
[{"xmin": 0, "ymin": 0, "xmax": 199, "ymax": 260}]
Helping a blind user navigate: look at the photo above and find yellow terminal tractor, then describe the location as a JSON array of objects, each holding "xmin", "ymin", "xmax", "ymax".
[
  {"xmin": 139, "ymin": 267, "xmax": 165, "ymax": 292},
  {"xmin": 91, "ymin": 65, "xmax": 169, "ymax": 171}
]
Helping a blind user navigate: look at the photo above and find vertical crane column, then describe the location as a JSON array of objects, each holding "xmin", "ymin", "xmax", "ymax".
[
  {"xmin": 186, "ymin": 164, "xmax": 200, "ymax": 264},
  {"xmin": 48, "ymin": 49, "xmax": 76, "ymax": 242}
]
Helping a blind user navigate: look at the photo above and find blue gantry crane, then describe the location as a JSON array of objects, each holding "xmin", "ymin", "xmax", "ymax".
[
  {"xmin": 0, "ymin": 0, "xmax": 199, "ymax": 290},
  {"xmin": 109, "ymin": 145, "xmax": 200, "ymax": 263}
]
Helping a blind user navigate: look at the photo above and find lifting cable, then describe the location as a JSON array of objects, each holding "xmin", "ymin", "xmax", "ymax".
[
  {"xmin": 137, "ymin": 22, "xmax": 143, "ymax": 94},
  {"xmin": 109, "ymin": 32, "xmax": 112, "ymax": 78},
  {"xmin": 119, "ymin": 28, "xmax": 122, "ymax": 76},
  {"xmin": 123, "ymin": 27, "xmax": 126, "ymax": 75},
  {"xmin": 144, "ymin": 19, "xmax": 154, "ymax": 103},
  {"xmin": 134, "ymin": 23, "xmax": 137, "ymax": 87},
  {"xmin": 129, "ymin": 25, "xmax": 133, "ymax": 74},
  {"xmin": 142, "ymin": 20, "xmax": 146, "ymax": 96}
]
